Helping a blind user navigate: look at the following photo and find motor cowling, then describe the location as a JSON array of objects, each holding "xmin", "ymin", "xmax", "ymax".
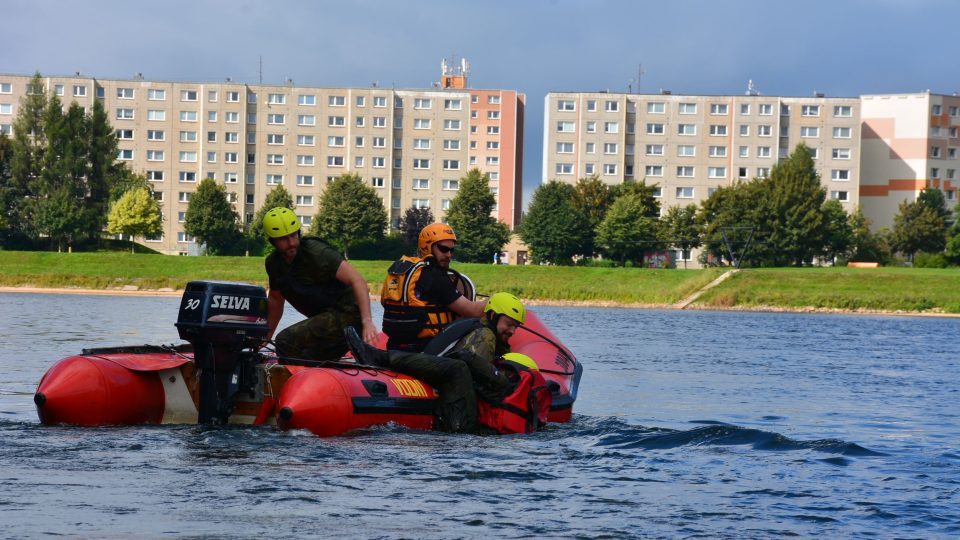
[{"xmin": 175, "ymin": 281, "xmax": 269, "ymax": 424}]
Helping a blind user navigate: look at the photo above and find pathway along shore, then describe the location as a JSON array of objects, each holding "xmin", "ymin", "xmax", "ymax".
[{"xmin": 1, "ymin": 285, "xmax": 956, "ymax": 318}]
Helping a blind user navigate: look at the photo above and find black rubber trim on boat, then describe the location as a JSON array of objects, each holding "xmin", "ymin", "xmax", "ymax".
[{"xmin": 352, "ymin": 397, "xmax": 435, "ymax": 416}]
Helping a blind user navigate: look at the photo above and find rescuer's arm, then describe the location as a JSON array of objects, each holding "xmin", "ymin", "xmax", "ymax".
[
  {"xmin": 447, "ymin": 296, "xmax": 487, "ymax": 318},
  {"xmin": 336, "ymin": 261, "xmax": 379, "ymax": 345},
  {"xmin": 266, "ymin": 288, "xmax": 285, "ymax": 341}
]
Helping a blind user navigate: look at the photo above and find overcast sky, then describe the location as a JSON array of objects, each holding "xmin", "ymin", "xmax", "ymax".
[{"xmin": 5, "ymin": 0, "xmax": 959, "ymax": 205}]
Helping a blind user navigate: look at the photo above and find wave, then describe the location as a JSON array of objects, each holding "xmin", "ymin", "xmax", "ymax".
[{"xmin": 580, "ymin": 417, "xmax": 883, "ymax": 456}]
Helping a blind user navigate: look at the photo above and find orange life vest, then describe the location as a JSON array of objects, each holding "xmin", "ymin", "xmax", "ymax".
[{"xmin": 380, "ymin": 256, "xmax": 475, "ymax": 344}]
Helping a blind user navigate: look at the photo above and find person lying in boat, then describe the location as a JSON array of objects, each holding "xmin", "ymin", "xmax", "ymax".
[
  {"xmin": 262, "ymin": 207, "xmax": 378, "ymax": 361},
  {"xmin": 380, "ymin": 223, "xmax": 487, "ymax": 353},
  {"xmin": 346, "ymin": 293, "xmax": 548, "ymax": 433}
]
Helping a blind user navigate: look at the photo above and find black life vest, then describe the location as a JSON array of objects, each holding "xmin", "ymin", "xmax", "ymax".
[
  {"xmin": 380, "ymin": 256, "xmax": 475, "ymax": 345},
  {"xmin": 477, "ymin": 360, "xmax": 552, "ymax": 434},
  {"xmin": 271, "ymin": 237, "xmax": 348, "ymax": 317},
  {"xmin": 422, "ymin": 317, "xmax": 484, "ymax": 356}
]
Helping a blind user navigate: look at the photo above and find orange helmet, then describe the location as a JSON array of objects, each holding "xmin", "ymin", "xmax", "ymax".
[{"xmin": 418, "ymin": 223, "xmax": 457, "ymax": 257}]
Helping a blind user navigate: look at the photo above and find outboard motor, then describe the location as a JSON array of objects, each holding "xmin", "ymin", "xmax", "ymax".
[{"xmin": 175, "ymin": 281, "xmax": 269, "ymax": 424}]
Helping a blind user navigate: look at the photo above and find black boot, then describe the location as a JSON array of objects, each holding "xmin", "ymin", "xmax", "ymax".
[{"xmin": 343, "ymin": 326, "xmax": 391, "ymax": 368}]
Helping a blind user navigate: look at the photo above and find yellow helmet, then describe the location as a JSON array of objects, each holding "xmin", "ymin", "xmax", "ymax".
[
  {"xmin": 263, "ymin": 207, "xmax": 300, "ymax": 239},
  {"xmin": 484, "ymin": 292, "xmax": 525, "ymax": 324},
  {"xmin": 502, "ymin": 352, "xmax": 539, "ymax": 371},
  {"xmin": 418, "ymin": 223, "xmax": 457, "ymax": 257}
]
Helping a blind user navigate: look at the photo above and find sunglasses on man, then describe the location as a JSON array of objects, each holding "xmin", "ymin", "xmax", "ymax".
[{"xmin": 435, "ymin": 245, "xmax": 455, "ymax": 254}]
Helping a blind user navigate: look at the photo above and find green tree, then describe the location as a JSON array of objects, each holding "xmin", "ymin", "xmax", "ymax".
[
  {"xmin": 8, "ymin": 73, "xmax": 48, "ymax": 240},
  {"xmin": 889, "ymin": 199, "xmax": 946, "ymax": 260},
  {"xmin": 107, "ymin": 187, "xmax": 162, "ymax": 252},
  {"xmin": 308, "ymin": 172, "xmax": 387, "ymax": 259},
  {"xmin": 571, "ymin": 176, "xmax": 614, "ymax": 257},
  {"xmin": 661, "ymin": 204, "xmax": 701, "ymax": 268},
  {"xmin": 917, "ymin": 187, "xmax": 951, "ymax": 226},
  {"xmin": 696, "ymin": 182, "xmax": 762, "ymax": 266},
  {"xmin": 519, "ymin": 180, "xmax": 588, "ymax": 265},
  {"xmin": 595, "ymin": 192, "xmax": 659, "ymax": 265},
  {"xmin": 184, "ymin": 178, "xmax": 242, "ymax": 255},
  {"xmin": 0, "ymin": 133, "xmax": 14, "ymax": 238},
  {"xmin": 758, "ymin": 143, "xmax": 829, "ymax": 266},
  {"xmin": 847, "ymin": 207, "xmax": 889, "ymax": 263},
  {"xmin": 611, "ymin": 179, "xmax": 661, "ymax": 218},
  {"xmin": 445, "ymin": 168, "xmax": 510, "ymax": 263},
  {"xmin": 400, "ymin": 206, "xmax": 434, "ymax": 249},
  {"xmin": 248, "ymin": 185, "xmax": 294, "ymax": 254},
  {"xmin": 821, "ymin": 199, "xmax": 852, "ymax": 264}
]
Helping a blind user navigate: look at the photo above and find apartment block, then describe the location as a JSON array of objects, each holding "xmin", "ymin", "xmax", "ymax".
[
  {"xmin": 0, "ymin": 70, "xmax": 523, "ymax": 255},
  {"xmin": 543, "ymin": 91, "xmax": 861, "ymax": 213},
  {"xmin": 860, "ymin": 92, "xmax": 960, "ymax": 229}
]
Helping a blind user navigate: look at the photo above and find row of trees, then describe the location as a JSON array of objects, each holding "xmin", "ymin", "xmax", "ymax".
[
  {"xmin": 0, "ymin": 74, "xmax": 144, "ymax": 251},
  {"xmin": 521, "ymin": 144, "xmax": 960, "ymax": 267},
  {"xmin": 177, "ymin": 168, "xmax": 508, "ymax": 261}
]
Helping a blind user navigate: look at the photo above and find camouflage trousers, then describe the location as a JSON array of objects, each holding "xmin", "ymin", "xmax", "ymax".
[{"xmin": 275, "ymin": 307, "xmax": 361, "ymax": 362}]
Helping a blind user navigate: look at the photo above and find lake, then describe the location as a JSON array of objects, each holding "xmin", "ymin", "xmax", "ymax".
[{"xmin": 0, "ymin": 292, "xmax": 957, "ymax": 538}]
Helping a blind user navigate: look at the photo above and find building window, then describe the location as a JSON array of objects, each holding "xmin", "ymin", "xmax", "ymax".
[
  {"xmin": 830, "ymin": 190, "xmax": 849, "ymax": 201},
  {"xmin": 708, "ymin": 167, "xmax": 726, "ymax": 178},
  {"xmin": 444, "ymin": 119, "xmax": 461, "ymax": 130},
  {"xmin": 757, "ymin": 125, "xmax": 772, "ymax": 136},
  {"xmin": 297, "ymin": 155, "xmax": 315, "ymax": 166},
  {"xmin": 676, "ymin": 186, "xmax": 694, "ymax": 198},
  {"xmin": 833, "ymin": 105, "xmax": 853, "ymax": 117},
  {"xmin": 267, "ymin": 113, "xmax": 285, "ymax": 125},
  {"xmin": 709, "ymin": 145, "xmax": 727, "ymax": 157},
  {"xmin": 832, "ymin": 148, "xmax": 851, "ymax": 160},
  {"xmin": 677, "ymin": 166, "xmax": 695, "ymax": 178},
  {"xmin": 297, "ymin": 175, "xmax": 314, "ymax": 186},
  {"xmin": 758, "ymin": 103, "xmax": 773, "ymax": 115},
  {"xmin": 295, "ymin": 195, "xmax": 313, "ymax": 206},
  {"xmin": 556, "ymin": 142, "xmax": 574, "ymax": 154},
  {"xmin": 117, "ymin": 88, "xmax": 134, "ymax": 99},
  {"xmin": 298, "ymin": 134, "xmax": 315, "ymax": 146},
  {"xmin": 739, "ymin": 145, "xmax": 749, "ymax": 158},
  {"xmin": 72, "ymin": 85, "xmax": 87, "ymax": 97},
  {"xmin": 355, "ymin": 116, "xmax": 365, "ymax": 127},
  {"xmin": 556, "ymin": 121, "xmax": 575, "ymax": 133},
  {"xmin": 757, "ymin": 146, "xmax": 772, "ymax": 158},
  {"xmin": 328, "ymin": 116, "xmax": 345, "ymax": 127},
  {"xmin": 266, "ymin": 174, "xmax": 284, "ymax": 185},
  {"xmin": 328, "ymin": 135, "xmax": 345, "ymax": 147},
  {"xmin": 412, "ymin": 178, "xmax": 429, "ymax": 190},
  {"xmin": 645, "ymin": 165, "xmax": 663, "ymax": 177},
  {"xmin": 801, "ymin": 105, "xmax": 820, "ymax": 117},
  {"xmin": 442, "ymin": 179, "xmax": 459, "ymax": 191},
  {"xmin": 679, "ymin": 103, "xmax": 697, "ymax": 114},
  {"xmin": 757, "ymin": 167, "xmax": 770, "ymax": 177},
  {"xmin": 710, "ymin": 103, "xmax": 728, "ymax": 115},
  {"xmin": 180, "ymin": 111, "xmax": 197, "ymax": 122},
  {"xmin": 180, "ymin": 130, "xmax": 197, "ymax": 142},
  {"xmin": 327, "ymin": 156, "xmax": 344, "ymax": 167},
  {"xmin": 833, "ymin": 127, "xmax": 852, "ymax": 139},
  {"xmin": 605, "ymin": 100, "xmax": 619, "ymax": 112},
  {"xmin": 413, "ymin": 158, "xmax": 430, "ymax": 169},
  {"xmin": 147, "ymin": 150, "xmax": 165, "ymax": 161},
  {"xmin": 442, "ymin": 159, "xmax": 460, "ymax": 170},
  {"xmin": 117, "ymin": 149, "xmax": 133, "ymax": 160},
  {"xmin": 115, "ymin": 129, "xmax": 134, "ymax": 140},
  {"xmin": 556, "ymin": 163, "xmax": 573, "ymax": 175},
  {"xmin": 646, "ymin": 123, "xmax": 664, "ymax": 135},
  {"xmin": 831, "ymin": 169, "xmax": 850, "ymax": 181},
  {"xmin": 224, "ymin": 152, "xmax": 238, "ymax": 163},
  {"xmin": 488, "ymin": 95, "xmax": 501, "ymax": 104},
  {"xmin": 328, "ymin": 95, "xmax": 346, "ymax": 107},
  {"xmin": 116, "ymin": 108, "xmax": 135, "ymax": 120},
  {"xmin": 677, "ymin": 145, "xmax": 695, "ymax": 157},
  {"xmin": 603, "ymin": 164, "xmax": 617, "ymax": 175},
  {"xmin": 709, "ymin": 125, "xmax": 727, "ymax": 136},
  {"xmin": 179, "ymin": 151, "xmax": 197, "ymax": 162},
  {"xmin": 267, "ymin": 133, "xmax": 285, "ymax": 145},
  {"xmin": 645, "ymin": 144, "xmax": 664, "ymax": 156},
  {"xmin": 603, "ymin": 143, "xmax": 618, "ymax": 154},
  {"xmin": 604, "ymin": 122, "xmax": 619, "ymax": 134},
  {"xmin": 373, "ymin": 96, "xmax": 387, "ymax": 107},
  {"xmin": 179, "ymin": 171, "xmax": 197, "ymax": 182},
  {"xmin": 180, "ymin": 90, "xmax": 198, "ymax": 102},
  {"xmin": 647, "ymin": 102, "xmax": 665, "ymax": 114},
  {"xmin": 266, "ymin": 154, "xmax": 284, "ymax": 165},
  {"xmin": 557, "ymin": 99, "xmax": 575, "ymax": 111},
  {"xmin": 800, "ymin": 126, "xmax": 819, "ymax": 138},
  {"xmin": 371, "ymin": 177, "xmax": 385, "ymax": 188}
]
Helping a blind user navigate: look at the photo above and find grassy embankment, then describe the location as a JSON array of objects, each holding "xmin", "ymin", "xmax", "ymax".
[{"xmin": 1, "ymin": 251, "xmax": 959, "ymax": 313}]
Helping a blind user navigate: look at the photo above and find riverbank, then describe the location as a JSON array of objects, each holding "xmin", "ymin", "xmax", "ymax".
[{"xmin": 1, "ymin": 251, "xmax": 959, "ymax": 315}]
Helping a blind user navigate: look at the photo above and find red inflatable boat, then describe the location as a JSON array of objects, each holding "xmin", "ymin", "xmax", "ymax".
[{"xmin": 34, "ymin": 281, "xmax": 581, "ymax": 437}]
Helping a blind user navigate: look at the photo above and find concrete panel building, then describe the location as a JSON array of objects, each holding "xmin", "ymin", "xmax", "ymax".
[
  {"xmin": 860, "ymin": 92, "xmax": 959, "ymax": 229},
  {"xmin": 543, "ymin": 91, "xmax": 861, "ymax": 213},
  {"xmin": 0, "ymin": 67, "xmax": 523, "ymax": 255}
]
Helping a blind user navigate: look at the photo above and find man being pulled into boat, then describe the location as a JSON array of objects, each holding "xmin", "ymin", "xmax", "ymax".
[
  {"xmin": 262, "ymin": 207, "xmax": 378, "ymax": 361},
  {"xmin": 346, "ymin": 292, "xmax": 528, "ymax": 433},
  {"xmin": 380, "ymin": 223, "xmax": 487, "ymax": 352}
]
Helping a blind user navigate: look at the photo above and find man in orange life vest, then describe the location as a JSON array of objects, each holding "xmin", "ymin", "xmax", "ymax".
[
  {"xmin": 346, "ymin": 292, "xmax": 532, "ymax": 433},
  {"xmin": 380, "ymin": 223, "xmax": 487, "ymax": 352}
]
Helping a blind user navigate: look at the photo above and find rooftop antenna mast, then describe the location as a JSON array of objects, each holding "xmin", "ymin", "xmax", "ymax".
[
  {"xmin": 259, "ymin": 56, "xmax": 263, "ymax": 85},
  {"xmin": 637, "ymin": 64, "xmax": 644, "ymax": 93}
]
